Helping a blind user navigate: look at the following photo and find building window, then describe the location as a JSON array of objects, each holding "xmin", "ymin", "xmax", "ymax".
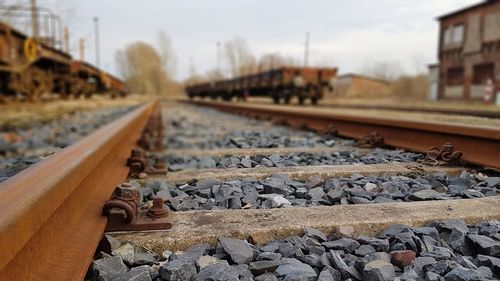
[
  {"xmin": 444, "ymin": 28, "xmax": 453, "ymax": 45},
  {"xmin": 452, "ymin": 25, "xmax": 464, "ymax": 44},
  {"xmin": 447, "ymin": 67, "xmax": 464, "ymax": 86},
  {"xmin": 443, "ymin": 24, "xmax": 464, "ymax": 46},
  {"xmin": 473, "ymin": 63, "xmax": 494, "ymax": 84}
]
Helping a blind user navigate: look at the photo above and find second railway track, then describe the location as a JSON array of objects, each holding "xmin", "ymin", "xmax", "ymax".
[{"xmin": 1, "ymin": 100, "xmax": 499, "ymax": 281}]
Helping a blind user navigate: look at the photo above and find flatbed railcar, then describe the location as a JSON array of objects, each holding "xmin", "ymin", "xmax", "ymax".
[
  {"xmin": 0, "ymin": 21, "xmax": 125, "ymax": 101},
  {"xmin": 185, "ymin": 66, "xmax": 337, "ymax": 105}
]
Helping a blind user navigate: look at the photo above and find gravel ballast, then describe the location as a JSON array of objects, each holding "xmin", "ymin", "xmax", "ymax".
[
  {"xmin": 135, "ymin": 171, "xmax": 499, "ymax": 211},
  {"xmin": 0, "ymin": 106, "xmax": 135, "ymax": 182},
  {"xmin": 91, "ymin": 219, "xmax": 500, "ymax": 280},
  {"xmin": 163, "ymin": 106, "xmax": 352, "ymax": 150},
  {"xmin": 161, "ymin": 149, "xmax": 423, "ymax": 172}
]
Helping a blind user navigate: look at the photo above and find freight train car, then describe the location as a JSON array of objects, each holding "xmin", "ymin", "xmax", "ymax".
[
  {"xmin": 0, "ymin": 21, "xmax": 125, "ymax": 101},
  {"xmin": 185, "ymin": 66, "xmax": 337, "ymax": 105}
]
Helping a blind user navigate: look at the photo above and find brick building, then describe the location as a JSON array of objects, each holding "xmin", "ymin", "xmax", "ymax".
[{"xmin": 437, "ymin": 0, "xmax": 500, "ymax": 102}]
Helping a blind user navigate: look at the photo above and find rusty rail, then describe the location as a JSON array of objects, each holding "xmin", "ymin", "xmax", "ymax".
[
  {"xmin": 319, "ymin": 103, "xmax": 500, "ymax": 119},
  {"xmin": 191, "ymin": 101, "xmax": 500, "ymax": 169},
  {"xmin": 0, "ymin": 101, "xmax": 156, "ymax": 280}
]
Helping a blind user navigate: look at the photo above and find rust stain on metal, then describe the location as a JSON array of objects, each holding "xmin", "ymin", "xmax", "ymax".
[
  {"xmin": 138, "ymin": 109, "xmax": 165, "ymax": 152},
  {"xmin": 147, "ymin": 198, "xmax": 170, "ymax": 219},
  {"xmin": 418, "ymin": 143, "xmax": 464, "ymax": 167},
  {"xmin": 103, "ymin": 183, "xmax": 141, "ymax": 224},
  {"xmin": 190, "ymin": 101, "xmax": 500, "ymax": 169},
  {"xmin": 103, "ymin": 184, "xmax": 172, "ymax": 232},
  {"xmin": 0, "ymin": 101, "xmax": 156, "ymax": 280},
  {"xmin": 356, "ymin": 131, "xmax": 384, "ymax": 148},
  {"xmin": 127, "ymin": 148, "xmax": 148, "ymax": 175},
  {"xmin": 323, "ymin": 124, "xmax": 339, "ymax": 138},
  {"xmin": 153, "ymin": 156, "xmax": 166, "ymax": 170}
]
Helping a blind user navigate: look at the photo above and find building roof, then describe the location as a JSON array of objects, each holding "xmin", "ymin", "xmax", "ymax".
[
  {"xmin": 337, "ymin": 73, "xmax": 390, "ymax": 85},
  {"xmin": 437, "ymin": 0, "xmax": 498, "ymax": 20}
]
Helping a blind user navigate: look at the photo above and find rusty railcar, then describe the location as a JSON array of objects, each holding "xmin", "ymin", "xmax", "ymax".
[
  {"xmin": 0, "ymin": 21, "xmax": 73, "ymax": 100},
  {"xmin": 185, "ymin": 66, "xmax": 337, "ymax": 105},
  {"xmin": 105, "ymin": 72, "xmax": 127, "ymax": 97},
  {"xmin": 70, "ymin": 60, "xmax": 100, "ymax": 98},
  {"xmin": 0, "ymin": 21, "xmax": 125, "ymax": 101}
]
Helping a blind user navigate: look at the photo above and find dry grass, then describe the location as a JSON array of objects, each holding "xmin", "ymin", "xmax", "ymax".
[
  {"xmin": 390, "ymin": 74, "xmax": 428, "ymax": 100},
  {"xmin": 0, "ymin": 95, "xmax": 148, "ymax": 130}
]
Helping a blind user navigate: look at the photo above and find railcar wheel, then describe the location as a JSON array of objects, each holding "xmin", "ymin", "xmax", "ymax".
[
  {"xmin": 298, "ymin": 96, "xmax": 305, "ymax": 105},
  {"xmin": 273, "ymin": 96, "xmax": 280, "ymax": 104},
  {"xmin": 311, "ymin": 96, "xmax": 318, "ymax": 105},
  {"xmin": 8, "ymin": 67, "xmax": 50, "ymax": 102},
  {"xmin": 70, "ymin": 77, "xmax": 84, "ymax": 99}
]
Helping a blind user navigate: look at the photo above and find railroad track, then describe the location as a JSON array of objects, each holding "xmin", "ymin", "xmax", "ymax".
[
  {"xmin": 1, "ymin": 100, "xmax": 499, "ymax": 280},
  {"xmin": 245, "ymin": 99, "xmax": 500, "ymax": 119},
  {"xmin": 0, "ymin": 101, "xmax": 156, "ymax": 280},
  {"xmin": 190, "ymin": 100, "xmax": 500, "ymax": 169},
  {"xmin": 319, "ymin": 103, "xmax": 500, "ymax": 120}
]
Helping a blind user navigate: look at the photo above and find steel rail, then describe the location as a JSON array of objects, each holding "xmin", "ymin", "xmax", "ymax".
[
  {"xmin": 191, "ymin": 101, "xmax": 500, "ymax": 169},
  {"xmin": 319, "ymin": 103, "xmax": 500, "ymax": 119},
  {"xmin": 185, "ymin": 99, "xmax": 500, "ymax": 119},
  {"xmin": 0, "ymin": 101, "xmax": 156, "ymax": 280}
]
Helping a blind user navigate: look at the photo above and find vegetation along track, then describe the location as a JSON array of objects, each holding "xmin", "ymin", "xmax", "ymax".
[{"xmin": 1, "ymin": 100, "xmax": 500, "ymax": 280}]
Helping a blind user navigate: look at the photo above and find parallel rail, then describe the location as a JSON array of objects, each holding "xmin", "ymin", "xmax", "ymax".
[
  {"xmin": 0, "ymin": 101, "xmax": 156, "ymax": 280},
  {"xmin": 321, "ymin": 103, "xmax": 500, "ymax": 119},
  {"xmin": 190, "ymin": 101, "xmax": 500, "ymax": 169}
]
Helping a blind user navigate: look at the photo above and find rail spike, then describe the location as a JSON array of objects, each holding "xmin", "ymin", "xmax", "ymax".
[
  {"xmin": 323, "ymin": 124, "xmax": 339, "ymax": 139},
  {"xmin": 103, "ymin": 183, "xmax": 172, "ymax": 232},
  {"xmin": 147, "ymin": 197, "xmax": 169, "ymax": 219},
  {"xmin": 356, "ymin": 131, "xmax": 384, "ymax": 148},
  {"xmin": 102, "ymin": 183, "xmax": 140, "ymax": 224},
  {"xmin": 127, "ymin": 148, "xmax": 148, "ymax": 175},
  {"xmin": 418, "ymin": 143, "xmax": 463, "ymax": 167}
]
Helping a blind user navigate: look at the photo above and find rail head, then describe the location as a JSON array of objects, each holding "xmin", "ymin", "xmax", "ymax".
[
  {"xmin": 190, "ymin": 100, "xmax": 500, "ymax": 141},
  {"xmin": 0, "ymin": 100, "xmax": 157, "ymax": 276}
]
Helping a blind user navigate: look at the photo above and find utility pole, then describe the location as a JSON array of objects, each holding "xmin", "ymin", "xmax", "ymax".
[
  {"xmin": 216, "ymin": 41, "xmax": 221, "ymax": 72},
  {"xmin": 79, "ymin": 38, "xmax": 84, "ymax": 61},
  {"xmin": 64, "ymin": 27, "xmax": 69, "ymax": 53},
  {"xmin": 188, "ymin": 57, "xmax": 196, "ymax": 85},
  {"xmin": 31, "ymin": 0, "xmax": 39, "ymax": 39},
  {"xmin": 189, "ymin": 57, "xmax": 195, "ymax": 77},
  {"xmin": 93, "ymin": 17, "xmax": 100, "ymax": 67},
  {"xmin": 304, "ymin": 32, "xmax": 310, "ymax": 67}
]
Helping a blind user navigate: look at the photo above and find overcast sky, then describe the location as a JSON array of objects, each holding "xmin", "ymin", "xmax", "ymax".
[{"xmin": 33, "ymin": 0, "xmax": 480, "ymax": 80}]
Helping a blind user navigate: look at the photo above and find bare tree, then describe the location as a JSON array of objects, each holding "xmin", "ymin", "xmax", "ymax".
[
  {"xmin": 258, "ymin": 53, "xmax": 281, "ymax": 72},
  {"xmin": 205, "ymin": 68, "xmax": 225, "ymax": 82},
  {"xmin": 257, "ymin": 53, "xmax": 300, "ymax": 71},
  {"xmin": 223, "ymin": 37, "xmax": 256, "ymax": 77},
  {"xmin": 410, "ymin": 54, "xmax": 426, "ymax": 75},
  {"xmin": 157, "ymin": 30, "xmax": 178, "ymax": 78},
  {"xmin": 362, "ymin": 61, "xmax": 403, "ymax": 81},
  {"xmin": 115, "ymin": 41, "xmax": 168, "ymax": 95},
  {"xmin": 114, "ymin": 49, "xmax": 129, "ymax": 78}
]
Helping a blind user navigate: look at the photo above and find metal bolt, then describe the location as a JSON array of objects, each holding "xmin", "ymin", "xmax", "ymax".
[
  {"xmin": 442, "ymin": 143, "xmax": 454, "ymax": 152},
  {"xmin": 153, "ymin": 157, "xmax": 165, "ymax": 170},
  {"xmin": 130, "ymin": 149, "xmax": 145, "ymax": 158},
  {"xmin": 114, "ymin": 184, "xmax": 139, "ymax": 201},
  {"xmin": 147, "ymin": 197, "xmax": 169, "ymax": 219}
]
